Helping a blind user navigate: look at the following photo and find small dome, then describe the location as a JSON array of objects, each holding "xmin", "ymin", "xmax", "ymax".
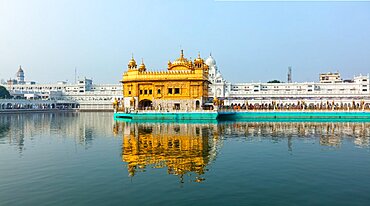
[
  {"xmin": 205, "ymin": 54, "xmax": 216, "ymax": 67},
  {"xmin": 128, "ymin": 58, "xmax": 136, "ymax": 67},
  {"xmin": 17, "ymin": 65, "xmax": 24, "ymax": 73},
  {"xmin": 128, "ymin": 55, "xmax": 137, "ymax": 69},
  {"xmin": 139, "ymin": 58, "xmax": 146, "ymax": 71},
  {"xmin": 194, "ymin": 52, "xmax": 204, "ymax": 64},
  {"xmin": 139, "ymin": 63, "xmax": 146, "ymax": 70}
]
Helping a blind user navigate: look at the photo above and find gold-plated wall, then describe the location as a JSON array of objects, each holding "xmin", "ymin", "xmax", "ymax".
[{"xmin": 121, "ymin": 51, "xmax": 210, "ymax": 110}]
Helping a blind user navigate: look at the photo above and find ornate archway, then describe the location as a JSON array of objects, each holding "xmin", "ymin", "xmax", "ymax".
[
  {"xmin": 195, "ymin": 100, "xmax": 200, "ymax": 110},
  {"xmin": 138, "ymin": 99, "xmax": 152, "ymax": 110}
]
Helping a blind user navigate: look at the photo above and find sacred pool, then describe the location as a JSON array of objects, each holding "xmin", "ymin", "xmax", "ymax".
[{"xmin": 1, "ymin": 112, "xmax": 370, "ymax": 205}]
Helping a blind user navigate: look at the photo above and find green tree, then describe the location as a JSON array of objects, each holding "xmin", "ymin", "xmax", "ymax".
[
  {"xmin": 0, "ymin": 86, "xmax": 11, "ymax": 99},
  {"xmin": 267, "ymin": 80, "xmax": 281, "ymax": 83}
]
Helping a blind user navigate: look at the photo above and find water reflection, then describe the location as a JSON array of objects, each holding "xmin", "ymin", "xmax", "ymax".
[
  {"xmin": 225, "ymin": 121, "xmax": 370, "ymax": 148},
  {"xmin": 115, "ymin": 120, "xmax": 370, "ymax": 182},
  {"xmin": 0, "ymin": 112, "xmax": 114, "ymax": 153},
  {"xmin": 1, "ymin": 112, "xmax": 370, "ymax": 181},
  {"xmin": 115, "ymin": 122, "xmax": 221, "ymax": 183}
]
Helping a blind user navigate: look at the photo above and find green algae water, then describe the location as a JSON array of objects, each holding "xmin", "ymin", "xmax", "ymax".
[{"xmin": 1, "ymin": 112, "xmax": 370, "ymax": 206}]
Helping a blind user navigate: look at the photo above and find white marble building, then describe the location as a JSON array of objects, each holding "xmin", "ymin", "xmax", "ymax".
[
  {"xmin": 204, "ymin": 55, "xmax": 370, "ymax": 106},
  {"xmin": 2, "ymin": 68, "xmax": 122, "ymax": 111},
  {"xmin": 205, "ymin": 54, "xmax": 227, "ymax": 98}
]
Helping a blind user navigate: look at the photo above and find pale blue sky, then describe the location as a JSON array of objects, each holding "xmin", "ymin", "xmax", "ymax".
[{"xmin": 1, "ymin": 0, "xmax": 370, "ymax": 84}]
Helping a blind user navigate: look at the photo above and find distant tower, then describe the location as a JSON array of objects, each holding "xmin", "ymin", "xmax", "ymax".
[
  {"xmin": 16, "ymin": 65, "xmax": 25, "ymax": 84},
  {"xmin": 287, "ymin": 66, "xmax": 292, "ymax": 83}
]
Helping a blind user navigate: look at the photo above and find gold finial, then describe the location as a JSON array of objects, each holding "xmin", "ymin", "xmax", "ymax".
[
  {"xmin": 180, "ymin": 49, "xmax": 184, "ymax": 58},
  {"xmin": 198, "ymin": 52, "xmax": 201, "ymax": 58}
]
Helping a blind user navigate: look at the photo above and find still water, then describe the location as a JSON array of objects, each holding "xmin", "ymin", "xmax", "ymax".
[{"xmin": 1, "ymin": 112, "xmax": 370, "ymax": 206}]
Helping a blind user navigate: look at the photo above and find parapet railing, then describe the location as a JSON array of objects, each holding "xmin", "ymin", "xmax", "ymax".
[
  {"xmin": 115, "ymin": 108, "xmax": 216, "ymax": 113},
  {"xmin": 218, "ymin": 108, "xmax": 370, "ymax": 112}
]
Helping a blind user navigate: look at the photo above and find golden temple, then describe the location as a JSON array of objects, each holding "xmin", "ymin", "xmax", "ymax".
[{"xmin": 121, "ymin": 50, "xmax": 210, "ymax": 111}]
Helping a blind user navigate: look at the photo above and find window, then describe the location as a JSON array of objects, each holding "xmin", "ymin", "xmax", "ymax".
[
  {"xmin": 128, "ymin": 91, "xmax": 131, "ymax": 95},
  {"xmin": 149, "ymin": 90, "xmax": 152, "ymax": 94},
  {"xmin": 363, "ymin": 89, "xmax": 368, "ymax": 92},
  {"xmin": 168, "ymin": 88, "xmax": 173, "ymax": 94},
  {"xmin": 140, "ymin": 90, "xmax": 143, "ymax": 94},
  {"xmin": 144, "ymin": 90, "xmax": 148, "ymax": 94},
  {"xmin": 174, "ymin": 88, "xmax": 180, "ymax": 94},
  {"xmin": 157, "ymin": 89, "xmax": 161, "ymax": 94}
]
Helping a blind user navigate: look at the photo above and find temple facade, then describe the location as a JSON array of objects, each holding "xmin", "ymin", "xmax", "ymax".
[{"xmin": 122, "ymin": 50, "xmax": 210, "ymax": 111}]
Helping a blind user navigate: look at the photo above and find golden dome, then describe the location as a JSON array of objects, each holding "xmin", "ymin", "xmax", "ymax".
[
  {"xmin": 173, "ymin": 50, "xmax": 189, "ymax": 64},
  {"xmin": 139, "ymin": 58, "xmax": 146, "ymax": 71},
  {"xmin": 168, "ymin": 50, "xmax": 193, "ymax": 70},
  {"xmin": 194, "ymin": 52, "xmax": 204, "ymax": 64},
  {"xmin": 128, "ymin": 55, "xmax": 137, "ymax": 69}
]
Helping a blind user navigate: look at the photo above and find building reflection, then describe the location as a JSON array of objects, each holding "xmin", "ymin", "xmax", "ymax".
[
  {"xmin": 115, "ymin": 120, "xmax": 370, "ymax": 182},
  {"xmin": 223, "ymin": 121, "xmax": 370, "ymax": 148},
  {"xmin": 115, "ymin": 121, "xmax": 221, "ymax": 183},
  {"xmin": 0, "ymin": 112, "xmax": 115, "ymax": 153},
  {"xmin": 1, "ymin": 112, "xmax": 370, "ymax": 165}
]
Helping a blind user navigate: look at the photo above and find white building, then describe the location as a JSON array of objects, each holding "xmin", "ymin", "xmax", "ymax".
[
  {"xmin": 205, "ymin": 54, "xmax": 227, "ymax": 98},
  {"xmin": 2, "ymin": 67, "xmax": 123, "ymax": 111},
  {"xmin": 204, "ymin": 55, "xmax": 370, "ymax": 106}
]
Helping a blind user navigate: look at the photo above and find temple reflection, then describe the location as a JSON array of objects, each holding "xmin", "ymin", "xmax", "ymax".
[
  {"xmin": 116, "ymin": 121, "xmax": 221, "ymax": 183},
  {"xmin": 116, "ymin": 121, "xmax": 370, "ymax": 182}
]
